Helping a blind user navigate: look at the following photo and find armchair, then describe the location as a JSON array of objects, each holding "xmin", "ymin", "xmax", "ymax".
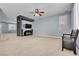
[{"xmin": 62, "ymin": 29, "xmax": 79, "ymax": 55}]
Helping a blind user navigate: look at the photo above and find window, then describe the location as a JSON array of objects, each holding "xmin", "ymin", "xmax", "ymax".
[
  {"xmin": 59, "ymin": 14, "xmax": 68, "ymax": 31},
  {"xmin": 8, "ymin": 24, "xmax": 16, "ymax": 31}
]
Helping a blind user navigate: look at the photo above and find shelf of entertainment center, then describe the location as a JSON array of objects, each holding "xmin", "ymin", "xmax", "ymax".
[
  {"xmin": 24, "ymin": 29, "xmax": 33, "ymax": 36},
  {"xmin": 24, "ymin": 28, "xmax": 33, "ymax": 30}
]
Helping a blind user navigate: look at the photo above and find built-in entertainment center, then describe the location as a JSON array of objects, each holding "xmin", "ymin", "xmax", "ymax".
[{"xmin": 17, "ymin": 15, "xmax": 34, "ymax": 36}]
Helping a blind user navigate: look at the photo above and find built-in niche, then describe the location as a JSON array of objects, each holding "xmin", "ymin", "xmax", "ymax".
[{"xmin": 17, "ymin": 15, "xmax": 34, "ymax": 36}]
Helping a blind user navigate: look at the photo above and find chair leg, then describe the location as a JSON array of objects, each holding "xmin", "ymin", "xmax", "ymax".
[
  {"xmin": 73, "ymin": 42, "xmax": 77, "ymax": 55},
  {"xmin": 74, "ymin": 50, "xmax": 77, "ymax": 55},
  {"xmin": 73, "ymin": 47, "xmax": 77, "ymax": 55},
  {"xmin": 62, "ymin": 47, "xmax": 64, "ymax": 51},
  {"xmin": 62, "ymin": 41, "xmax": 64, "ymax": 51},
  {"xmin": 62, "ymin": 37, "xmax": 64, "ymax": 51}
]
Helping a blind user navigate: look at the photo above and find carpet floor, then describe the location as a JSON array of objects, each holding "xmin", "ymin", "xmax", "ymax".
[{"xmin": 0, "ymin": 34, "xmax": 79, "ymax": 56}]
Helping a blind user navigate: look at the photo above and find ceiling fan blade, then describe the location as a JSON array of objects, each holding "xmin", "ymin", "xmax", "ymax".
[
  {"xmin": 39, "ymin": 13, "xmax": 42, "ymax": 16},
  {"xmin": 40, "ymin": 11, "xmax": 44, "ymax": 13}
]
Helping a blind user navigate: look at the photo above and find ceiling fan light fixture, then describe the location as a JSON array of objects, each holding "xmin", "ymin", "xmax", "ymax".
[
  {"xmin": 33, "ymin": 13, "xmax": 41, "ymax": 16},
  {"xmin": 31, "ymin": 9, "xmax": 44, "ymax": 16}
]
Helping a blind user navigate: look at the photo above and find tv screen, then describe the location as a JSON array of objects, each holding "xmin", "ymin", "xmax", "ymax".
[{"xmin": 25, "ymin": 24, "xmax": 32, "ymax": 28}]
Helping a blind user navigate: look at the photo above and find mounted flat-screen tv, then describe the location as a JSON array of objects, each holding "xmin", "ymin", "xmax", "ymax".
[{"xmin": 25, "ymin": 24, "xmax": 32, "ymax": 28}]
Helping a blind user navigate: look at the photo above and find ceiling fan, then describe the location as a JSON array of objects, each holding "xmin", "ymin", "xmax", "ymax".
[{"xmin": 30, "ymin": 9, "xmax": 44, "ymax": 16}]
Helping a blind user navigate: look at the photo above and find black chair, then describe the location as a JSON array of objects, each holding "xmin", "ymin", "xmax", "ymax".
[{"xmin": 62, "ymin": 29, "xmax": 79, "ymax": 55}]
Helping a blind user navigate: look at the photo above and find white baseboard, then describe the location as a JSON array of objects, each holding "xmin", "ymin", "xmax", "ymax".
[{"xmin": 33, "ymin": 35, "xmax": 61, "ymax": 39}]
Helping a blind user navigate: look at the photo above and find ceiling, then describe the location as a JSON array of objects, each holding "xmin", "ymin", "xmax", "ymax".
[{"xmin": 0, "ymin": 3, "xmax": 73, "ymax": 22}]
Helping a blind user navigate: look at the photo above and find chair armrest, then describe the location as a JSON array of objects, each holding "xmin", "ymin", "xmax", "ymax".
[
  {"xmin": 62, "ymin": 34, "xmax": 71, "ymax": 40},
  {"xmin": 63, "ymin": 34, "xmax": 71, "ymax": 36},
  {"xmin": 62, "ymin": 34, "xmax": 71, "ymax": 37}
]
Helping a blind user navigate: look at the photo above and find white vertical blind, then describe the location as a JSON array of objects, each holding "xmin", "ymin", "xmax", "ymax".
[
  {"xmin": 76, "ymin": 4, "xmax": 79, "ymax": 29},
  {"xmin": 59, "ymin": 14, "xmax": 68, "ymax": 32},
  {"xmin": 72, "ymin": 3, "xmax": 79, "ymax": 29}
]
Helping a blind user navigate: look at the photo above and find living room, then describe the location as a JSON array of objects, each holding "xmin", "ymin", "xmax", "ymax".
[{"xmin": 0, "ymin": 3, "xmax": 79, "ymax": 56}]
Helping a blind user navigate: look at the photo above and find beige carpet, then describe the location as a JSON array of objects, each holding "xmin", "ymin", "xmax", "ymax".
[{"xmin": 0, "ymin": 33, "xmax": 79, "ymax": 56}]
